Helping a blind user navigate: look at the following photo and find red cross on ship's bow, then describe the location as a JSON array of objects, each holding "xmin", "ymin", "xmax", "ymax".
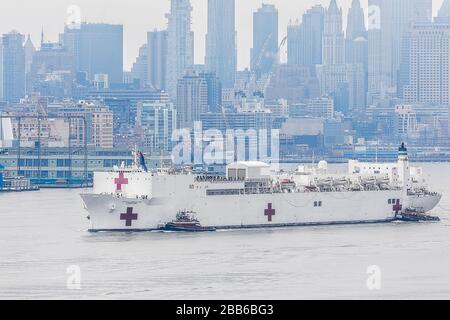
[{"xmin": 114, "ymin": 172, "xmax": 128, "ymax": 191}]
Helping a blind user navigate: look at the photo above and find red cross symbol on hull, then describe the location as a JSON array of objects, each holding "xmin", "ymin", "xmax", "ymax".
[
  {"xmin": 114, "ymin": 172, "xmax": 128, "ymax": 191},
  {"xmin": 120, "ymin": 207, "xmax": 138, "ymax": 227},
  {"xmin": 393, "ymin": 199, "xmax": 403, "ymax": 215},
  {"xmin": 265, "ymin": 203, "xmax": 276, "ymax": 222}
]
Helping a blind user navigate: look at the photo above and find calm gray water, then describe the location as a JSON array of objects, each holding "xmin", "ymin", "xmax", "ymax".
[{"xmin": 1, "ymin": 163, "xmax": 450, "ymax": 300}]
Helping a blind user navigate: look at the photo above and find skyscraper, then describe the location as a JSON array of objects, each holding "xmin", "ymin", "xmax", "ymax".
[
  {"xmin": 166, "ymin": 0, "xmax": 194, "ymax": 100},
  {"xmin": 205, "ymin": 0, "xmax": 236, "ymax": 88},
  {"xmin": 24, "ymin": 35, "xmax": 35, "ymax": 75},
  {"xmin": 287, "ymin": 5, "xmax": 325, "ymax": 68},
  {"xmin": 147, "ymin": 30, "xmax": 168, "ymax": 91},
  {"xmin": 345, "ymin": 0, "xmax": 368, "ymax": 113},
  {"xmin": 27, "ymin": 42, "xmax": 75, "ymax": 98},
  {"xmin": 200, "ymin": 71, "xmax": 222, "ymax": 113},
  {"xmin": 322, "ymin": 0, "xmax": 345, "ymax": 66},
  {"xmin": 251, "ymin": 4, "xmax": 278, "ymax": 77},
  {"xmin": 368, "ymin": 0, "xmax": 432, "ymax": 100},
  {"xmin": 61, "ymin": 23, "xmax": 123, "ymax": 84},
  {"xmin": 436, "ymin": 0, "xmax": 450, "ymax": 23},
  {"xmin": 130, "ymin": 44, "xmax": 148, "ymax": 88},
  {"xmin": 0, "ymin": 31, "xmax": 25, "ymax": 103},
  {"xmin": 346, "ymin": 0, "xmax": 366, "ymax": 64},
  {"xmin": 403, "ymin": 23, "xmax": 450, "ymax": 104},
  {"xmin": 137, "ymin": 101, "xmax": 177, "ymax": 153},
  {"xmin": 176, "ymin": 70, "xmax": 208, "ymax": 128},
  {"xmin": 317, "ymin": 0, "xmax": 366, "ymax": 115}
]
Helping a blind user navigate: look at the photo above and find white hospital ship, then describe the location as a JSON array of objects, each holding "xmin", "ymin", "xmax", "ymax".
[{"xmin": 81, "ymin": 144, "xmax": 442, "ymax": 232}]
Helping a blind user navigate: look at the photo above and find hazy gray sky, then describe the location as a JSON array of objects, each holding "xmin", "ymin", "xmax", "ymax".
[{"xmin": 0, "ymin": 0, "xmax": 445, "ymax": 70}]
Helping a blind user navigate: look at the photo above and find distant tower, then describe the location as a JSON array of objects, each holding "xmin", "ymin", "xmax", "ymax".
[
  {"xmin": 368, "ymin": 0, "xmax": 432, "ymax": 101},
  {"xmin": 147, "ymin": 30, "xmax": 168, "ymax": 91},
  {"xmin": 24, "ymin": 35, "xmax": 35, "ymax": 74},
  {"xmin": 176, "ymin": 70, "xmax": 208, "ymax": 129},
  {"xmin": 403, "ymin": 23, "xmax": 450, "ymax": 105},
  {"xmin": 251, "ymin": 4, "xmax": 278, "ymax": 77},
  {"xmin": 0, "ymin": 31, "xmax": 25, "ymax": 103},
  {"xmin": 205, "ymin": 0, "xmax": 236, "ymax": 89},
  {"xmin": 345, "ymin": 0, "xmax": 366, "ymax": 64},
  {"xmin": 436, "ymin": 0, "xmax": 450, "ymax": 23},
  {"xmin": 166, "ymin": 0, "xmax": 194, "ymax": 101},
  {"xmin": 322, "ymin": 0, "xmax": 345, "ymax": 66},
  {"xmin": 287, "ymin": 5, "xmax": 325, "ymax": 69},
  {"xmin": 61, "ymin": 23, "xmax": 124, "ymax": 84}
]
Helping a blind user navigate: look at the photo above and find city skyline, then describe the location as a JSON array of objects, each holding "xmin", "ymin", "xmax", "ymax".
[{"xmin": 0, "ymin": 0, "xmax": 444, "ymax": 71}]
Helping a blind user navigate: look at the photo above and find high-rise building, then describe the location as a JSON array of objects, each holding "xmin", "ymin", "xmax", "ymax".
[
  {"xmin": 0, "ymin": 32, "xmax": 25, "ymax": 103},
  {"xmin": 176, "ymin": 71, "xmax": 208, "ymax": 128},
  {"xmin": 147, "ymin": 30, "xmax": 168, "ymax": 91},
  {"xmin": 200, "ymin": 71, "xmax": 222, "ymax": 113},
  {"xmin": 24, "ymin": 35, "xmax": 36, "ymax": 94},
  {"xmin": 346, "ymin": 63, "xmax": 366, "ymax": 114},
  {"xmin": 61, "ymin": 23, "xmax": 123, "ymax": 85},
  {"xmin": 200, "ymin": 111, "xmax": 273, "ymax": 135},
  {"xmin": 24, "ymin": 35, "xmax": 35, "ymax": 75},
  {"xmin": 316, "ymin": 1, "xmax": 365, "ymax": 115},
  {"xmin": 251, "ymin": 4, "xmax": 278, "ymax": 77},
  {"xmin": 27, "ymin": 42, "xmax": 75, "ymax": 98},
  {"xmin": 47, "ymin": 101, "xmax": 114, "ymax": 149},
  {"xmin": 287, "ymin": 5, "xmax": 325, "ymax": 68},
  {"xmin": 304, "ymin": 97, "xmax": 335, "ymax": 119},
  {"xmin": 345, "ymin": 0, "xmax": 368, "ymax": 113},
  {"xmin": 166, "ymin": 0, "xmax": 194, "ymax": 100},
  {"xmin": 205, "ymin": 0, "xmax": 236, "ymax": 88},
  {"xmin": 403, "ymin": 23, "xmax": 450, "ymax": 104},
  {"xmin": 436, "ymin": 0, "xmax": 450, "ymax": 23},
  {"xmin": 345, "ymin": 0, "xmax": 366, "ymax": 64},
  {"xmin": 265, "ymin": 64, "xmax": 321, "ymax": 104},
  {"xmin": 316, "ymin": 64, "xmax": 347, "ymax": 97},
  {"xmin": 137, "ymin": 101, "xmax": 177, "ymax": 153},
  {"xmin": 322, "ymin": 0, "xmax": 345, "ymax": 66},
  {"xmin": 130, "ymin": 44, "xmax": 148, "ymax": 88},
  {"xmin": 368, "ymin": 0, "xmax": 432, "ymax": 100}
]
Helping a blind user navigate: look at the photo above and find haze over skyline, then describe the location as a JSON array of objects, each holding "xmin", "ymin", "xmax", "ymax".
[{"xmin": 0, "ymin": 0, "xmax": 445, "ymax": 70}]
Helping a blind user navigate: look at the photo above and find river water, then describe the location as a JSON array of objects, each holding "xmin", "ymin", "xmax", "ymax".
[{"xmin": 1, "ymin": 163, "xmax": 450, "ymax": 300}]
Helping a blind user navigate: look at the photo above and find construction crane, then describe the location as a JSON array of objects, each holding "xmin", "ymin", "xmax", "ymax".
[
  {"xmin": 255, "ymin": 35, "xmax": 288, "ymax": 99},
  {"xmin": 238, "ymin": 34, "xmax": 273, "ymax": 99}
]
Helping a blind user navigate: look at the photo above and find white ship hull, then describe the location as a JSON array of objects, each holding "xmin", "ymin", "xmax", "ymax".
[
  {"xmin": 81, "ymin": 189, "xmax": 413, "ymax": 232},
  {"xmin": 81, "ymin": 145, "xmax": 442, "ymax": 232}
]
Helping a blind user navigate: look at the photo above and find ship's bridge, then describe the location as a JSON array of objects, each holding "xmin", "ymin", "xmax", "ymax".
[{"xmin": 226, "ymin": 161, "xmax": 271, "ymax": 180}]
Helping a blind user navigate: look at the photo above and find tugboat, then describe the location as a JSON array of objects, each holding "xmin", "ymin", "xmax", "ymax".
[
  {"xmin": 396, "ymin": 208, "xmax": 440, "ymax": 222},
  {"xmin": 160, "ymin": 210, "xmax": 216, "ymax": 232}
]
